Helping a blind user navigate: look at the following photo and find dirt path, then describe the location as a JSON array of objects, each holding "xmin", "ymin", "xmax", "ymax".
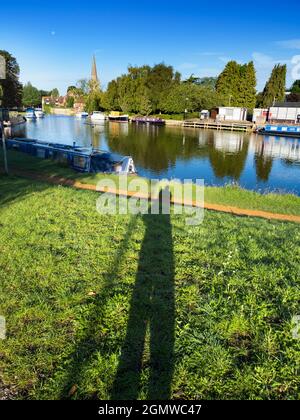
[{"xmin": 6, "ymin": 169, "xmax": 300, "ymax": 224}]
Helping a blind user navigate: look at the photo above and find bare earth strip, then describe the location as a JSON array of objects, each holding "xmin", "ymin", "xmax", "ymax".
[{"xmin": 7, "ymin": 169, "xmax": 300, "ymax": 224}]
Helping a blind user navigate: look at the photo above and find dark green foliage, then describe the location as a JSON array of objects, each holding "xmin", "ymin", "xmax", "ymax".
[
  {"xmin": 184, "ymin": 75, "xmax": 217, "ymax": 88},
  {"xmin": 65, "ymin": 96, "xmax": 75, "ymax": 109},
  {"xmin": 84, "ymin": 90, "xmax": 103, "ymax": 113},
  {"xmin": 22, "ymin": 82, "xmax": 42, "ymax": 108},
  {"xmin": 216, "ymin": 61, "xmax": 257, "ymax": 109},
  {"xmin": 259, "ymin": 65, "xmax": 287, "ymax": 108},
  {"xmin": 290, "ymin": 80, "xmax": 300, "ymax": 94},
  {"xmin": 161, "ymin": 83, "xmax": 222, "ymax": 114},
  {"xmin": 0, "ymin": 50, "xmax": 22, "ymax": 107},
  {"xmin": 102, "ymin": 64, "xmax": 180, "ymax": 114},
  {"xmin": 50, "ymin": 88, "xmax": 59, "ymax": 99}
]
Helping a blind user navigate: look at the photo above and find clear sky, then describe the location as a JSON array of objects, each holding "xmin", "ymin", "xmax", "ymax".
[{"xmin": 1, "ymin": 0, "xmax": 299, "ymax": 95}]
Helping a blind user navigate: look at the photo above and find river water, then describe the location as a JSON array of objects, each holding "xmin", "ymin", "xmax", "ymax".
[{"xmin": 24, "ymin": 115, "xmax": 300, "ymax": 195}]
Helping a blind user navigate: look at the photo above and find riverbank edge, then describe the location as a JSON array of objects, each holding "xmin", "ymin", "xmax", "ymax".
[
  {"xmin": 3, "ymin": 169, "xmax": 300, "ymax": 223},
  {"xmin": 1, "ymin": 148, "xmax": 300, "ymax": 218}
]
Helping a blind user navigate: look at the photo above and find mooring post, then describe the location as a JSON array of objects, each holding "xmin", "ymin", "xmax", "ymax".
[{"xmin": 0, "ymin": 121, "xmax": 8, "ymax": 174}]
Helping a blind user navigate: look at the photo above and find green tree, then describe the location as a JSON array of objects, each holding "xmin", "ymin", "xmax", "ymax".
[
  {"xmin": 39, "ymin": 89, "xmax": 51, "ymax": 97},
  {"xmin": 260, "ymin": 64, "xmax": 287, "ymax": 107},
  {"xmin": 216, "ymin": 61, "xmax": 241, "ymax": 106},
  {"xmin": 84, "ymin": 90, "xmax": 103, "ymax": 113},
  {"xmin": 138, "ymin": 90, "xmax": 152, "ymax": 115},
  {"xmin": 66, "ymin": 96, "xmax": 75, "ymax": 108},
  {"xmin": 184, "ymin": 75, "xmax": 217, "ymax": 88},
  {"xmin": 161, "ymin": 84, "xmax": 221, "ymax": 114},
  {"xmin": 216, "ymin": 61, "xmax": 257, "ymax": 108},
  {"xmin": 102, "ymin": 80, "xmax": 120, "ymax": 111},
  {"xmin": 51, "ymin": 88, "xmax": 59, "ymax": 99},
  {"xmin": 290, "ymin": 80, "xmax": 300, "ymax": 93},
  {"xmin": 22, "ymin": 82, "xmax": 42, "ymax": 107},
  {"xmin": 0, "ymin": 50, "xmax": 22, "ymax": 107},
  {"xmin": 76, "ymin": 79, "xmax": 89, "ymax": 95}
]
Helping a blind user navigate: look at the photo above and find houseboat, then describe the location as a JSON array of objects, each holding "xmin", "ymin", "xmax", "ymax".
[
  {"xmin": 257, "ymin": 125, "xmax": 300, "ymax": 138},
  {"xmin": 108, "ymin": 111, "xmax": 129, "ymax": 122},
  {"xmin": 5, "ymin": 138, "xmax": 137, "ymax": 174}
]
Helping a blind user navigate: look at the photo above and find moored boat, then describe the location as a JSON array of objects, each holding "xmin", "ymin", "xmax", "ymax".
[
  {"xmin": 257, "ymin": 125, "xmax": 300, "ymax": 138},
  {"xmin": 76, "ymin": 112, "xmax": 89, "ymax": 119},
  {"xmin": 90, "ymin": 111, "xmax": 106, "ymax": 123},
  {"xmin": 5, "ymin": 137, "xmax": 136, "ymax": 174},
  {"xmin": 131, "ymin": 116, "xmax": 165, "ymax": 125},
  {"xmin": 25, "ymin": 108, "xmax": 37, "ymax": 120},
  {"xmin": 35, "ymin": 108, "xmax": 45, "ymax": 118},
  {"xmin": 108, "ymin": 111, "xmax": 129, "ymax": 122}
]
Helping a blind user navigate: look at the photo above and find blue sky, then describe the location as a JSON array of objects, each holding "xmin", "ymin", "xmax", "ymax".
[{"xmin": 1, "ymin": 0, "xmax": 300, "ymax": 94}]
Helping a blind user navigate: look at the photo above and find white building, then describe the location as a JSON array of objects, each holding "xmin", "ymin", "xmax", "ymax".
[
  {"xmin": 269, "ymin": 103, "xmax": 300, "ymax": 124},
  {"xmin": 212, "ymin": 107, "xmax": 248, "ymax": 122}
]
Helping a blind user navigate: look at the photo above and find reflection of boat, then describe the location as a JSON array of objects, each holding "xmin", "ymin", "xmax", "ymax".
[
  {"xmin": 108, "ymin": 111, "xmax": 128, "ymax": 122},
  {"xmin": 90, "ymin": 111, "xmax": 105, "ymax": 123},
  {"xmin": 6, "ymin": 137, "xmax": 137, "ymax": 174},
  {"xmin": 76, "ymin": 112, "xmax": 89, "ymax": 119},
  {"xmin": 25, "ymin": 108, "xmax": 36, "ymax": 120},
  {"xmin": 35, "ymin": 108, "xmax": 45, "ymax": 118},
  {"xmin": 131, "ymin": 117, "xmax": 165, "ymax": 125},
  {"xmin": 257, "ymin": 125, "xmax": 300, "ymax": 138},
  {"xmin": 255, "ymin": 137, "xmax": 300, "ymax": 162},
  {"xmin": 109, "ymin": 121, "xmax": 129, "ymax": 136}
]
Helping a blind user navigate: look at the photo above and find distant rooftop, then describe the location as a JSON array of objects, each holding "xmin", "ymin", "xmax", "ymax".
[{"xmin": 274, "ymin": 102, "xmax": 300, "ymax": 108}]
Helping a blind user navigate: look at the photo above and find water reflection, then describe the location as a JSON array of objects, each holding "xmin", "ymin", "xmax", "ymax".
[{"xmin": 23, "ymin": 116, "xmax": 300, "ymax": 194}]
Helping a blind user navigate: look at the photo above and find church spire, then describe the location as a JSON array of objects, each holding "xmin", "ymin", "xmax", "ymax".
[{"xmin": 91, "ymin": 55, "xmax": 98, "ymax": 82}]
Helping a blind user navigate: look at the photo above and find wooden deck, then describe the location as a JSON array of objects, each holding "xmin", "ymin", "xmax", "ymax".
[{"xmin": 183, "ymin": 119, "xmax": 255, "ymax": 132}]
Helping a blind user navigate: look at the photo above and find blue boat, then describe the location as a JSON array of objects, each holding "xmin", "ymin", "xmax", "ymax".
[
  {"xmin": 258, "ymin": 125, "xmax": 300, "ymax": 138},
  {"xmin": 5, "ymin": 138, "xmax": 136, "ymax": 174}
]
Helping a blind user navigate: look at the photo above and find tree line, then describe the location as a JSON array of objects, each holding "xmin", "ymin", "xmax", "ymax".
[{"xmin": 0, "ymin": 49, "xmax": 298, "ymax": 114}]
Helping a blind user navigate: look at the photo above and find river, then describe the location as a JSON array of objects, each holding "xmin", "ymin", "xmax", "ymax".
[{"xmin": 24, "ymin": 115, "xmax": 300, "ymax": 195}]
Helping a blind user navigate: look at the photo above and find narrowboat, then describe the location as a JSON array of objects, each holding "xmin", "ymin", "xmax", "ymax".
[
  {"xmin": 257, "ymin": 125, "xmax": 300, "ymax": 138},
  {"xmin": 5, "ymin": 138, "xmax": 136, "ymax": 174},
  {"xmin": 131, "ymin": 117, "xmax": 165, "ymax": 125}
]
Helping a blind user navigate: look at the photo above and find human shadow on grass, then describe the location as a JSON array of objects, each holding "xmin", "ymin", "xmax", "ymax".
[
  {"xmin": 112, "ymin": 189, "xmax": 175, "ymax": 400},
  {"xmin": 59, "ymin": 189, "xmax": 175, "ymax": 400}
]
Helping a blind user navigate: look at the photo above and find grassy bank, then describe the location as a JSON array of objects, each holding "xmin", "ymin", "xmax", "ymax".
[
  {"xmin": 0, "ymin": 175, "xmax": 300, "ymax": 400},
  {"xmin": 1, "ymin": 148, "xmax": 300, "ymax": 216}
]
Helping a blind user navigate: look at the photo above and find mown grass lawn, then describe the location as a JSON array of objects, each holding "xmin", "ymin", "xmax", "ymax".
[{"xmin": 0, "ymin": 175, "xmax": 300, "ymax": 400}]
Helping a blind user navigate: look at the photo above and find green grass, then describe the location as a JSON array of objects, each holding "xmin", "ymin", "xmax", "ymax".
[
  {"xmin": 0, "ymin": 175, "xmax": 300, "ymax": 400},
  {"xmin": 1, "ymin": 148, "xmax": 300, "ymax": 216}
]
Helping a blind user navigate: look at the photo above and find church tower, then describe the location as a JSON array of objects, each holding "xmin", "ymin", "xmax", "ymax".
[{"xmin": 91, "ymin": 55, "xmax": 98, "ymax": 83}]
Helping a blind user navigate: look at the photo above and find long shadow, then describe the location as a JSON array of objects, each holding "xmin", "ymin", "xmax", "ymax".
[{"xmin": 112, "ymin": 190, "xmax": 175, "ymax": 400}]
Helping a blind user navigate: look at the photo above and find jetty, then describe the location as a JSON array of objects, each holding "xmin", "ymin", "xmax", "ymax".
[{"xmin": 183, "ymin": 119, "xmax": 255, "ymax": 132}]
